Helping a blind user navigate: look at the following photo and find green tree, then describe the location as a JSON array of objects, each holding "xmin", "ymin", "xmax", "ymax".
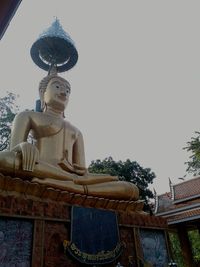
[
  {"xmin": 169, "ymin": 230, "xmax": 200, "ymax": 267},
  {"xmin": 188, "ymin": 230, "xmax": 200, "ymax": 265},
  {"xmin": 0, "ymin": 92, "xmax": 18, "ymax": 151},
  {"xmin": 88, "ymin": 157, "xmax": 155, "ymax": 210},
  {"xmin": 184, "ymin": 131, "xmax": 200, "ymax": 176},
  {"xmin": 169, "ymin": 231, "xmax": 185, "ymax": 267}
]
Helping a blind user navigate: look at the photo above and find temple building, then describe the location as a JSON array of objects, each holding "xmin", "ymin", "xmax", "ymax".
[{"xmin": 154, "ymin": 176, "xmax": 200, "ymax": 266}]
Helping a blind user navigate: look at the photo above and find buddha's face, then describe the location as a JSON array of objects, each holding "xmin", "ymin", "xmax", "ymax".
[{"xmin": 44, "ymin": 77, "xmax": 70, "ymax": 111}]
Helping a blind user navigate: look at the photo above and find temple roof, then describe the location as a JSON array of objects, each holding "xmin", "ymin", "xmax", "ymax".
[
  {"xmin": 172, "ymin": 176, "xmax": 200, "ymax": 201},
  {"xmin": 167, "ymin": 207, "xmax": 200, "ymax": 225},
  {"xmin": 154, "ymin": 176, "xmax": 200, "ymax": 227},
  {"xmin": 0, "ymin": 0, "xmax": 22, "ymax": 40}
]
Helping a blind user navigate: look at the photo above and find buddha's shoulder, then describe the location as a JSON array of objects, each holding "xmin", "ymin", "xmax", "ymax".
[
  {"xmin": 15, "ymin": 110, "xmax": 42, "ymax": 120},
  {"xmin": 64, "ymin": 120, "xmax": 82, "ymax": 135}
]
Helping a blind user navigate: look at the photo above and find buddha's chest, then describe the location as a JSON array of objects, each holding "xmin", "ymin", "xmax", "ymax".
[
  {"xmin": 31, "ymin": 114, "xmax": 77, "ymax": 146},
  {"xmin": 31, "ymin": 114, "xmax": 64, "ymax": 138}
]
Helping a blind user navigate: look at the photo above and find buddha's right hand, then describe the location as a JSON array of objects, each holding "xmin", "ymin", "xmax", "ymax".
[{"xmin": 12, "ymin": 142, "xmax": 39, "ymax": 172}]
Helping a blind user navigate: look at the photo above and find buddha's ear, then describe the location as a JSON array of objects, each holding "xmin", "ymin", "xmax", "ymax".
[
  {"xmin": 39, "ymin": 91, "xmax": 45, "ymax": 111},
  {"xmin": 42, "ymin": 102, "xmax": 47, "ymax": 112},
  {"xmin": 39, "ymin": 97, "xmax": 45, "ymax": 111}
]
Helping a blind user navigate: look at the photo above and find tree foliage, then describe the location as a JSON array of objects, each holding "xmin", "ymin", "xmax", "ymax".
[
  {"xmin": 169, "ymin": 230, "xmax": 200, "ymax": 266},
  {"xmin": 188, "ymin": 230, "xmax": 200, "ymax": 264},
  {"xmin": 0, "ymin": 92, "xmax": 18, "ymax": 151},
  {"xmin": 169, "ymin": 232, "xmax": 185, "ymax": 267},
  {"xmin": 184, "ymin": 131, "xmax": 200, "ymax": 176},
  {"xmin": 88, "ymin": 157, "xmax": 155, "ymax": 207}
]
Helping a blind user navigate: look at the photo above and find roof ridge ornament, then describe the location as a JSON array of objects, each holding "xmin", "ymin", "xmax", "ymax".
[
  {"xmin": 169, "ymin": 177, "xmax": 175, "ymax": 201},
  {"xmin": 30, "ymin": 18, "xmax": 78, "ymax": 73},
  {"xmin": 153, "ymin": 188, "xmax": 158, "ymax": 214}
]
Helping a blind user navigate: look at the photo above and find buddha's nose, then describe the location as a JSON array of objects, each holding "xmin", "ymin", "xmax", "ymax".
[{"xmin": 60, "ymin": 92, "xmax": 67, "ymax": 97}]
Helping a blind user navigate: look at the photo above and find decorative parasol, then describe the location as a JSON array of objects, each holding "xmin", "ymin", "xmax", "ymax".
[{"xmin": 30, "ymin": 18, "xmax": 78, "ymax": 73}]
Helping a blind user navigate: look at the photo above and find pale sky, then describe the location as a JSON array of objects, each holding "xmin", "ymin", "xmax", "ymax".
[{"xmin": 0, "ymin": 1, "xmax": 199, "ymax": 194}]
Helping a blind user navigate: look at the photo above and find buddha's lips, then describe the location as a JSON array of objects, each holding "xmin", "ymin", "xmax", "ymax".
[{"xmin": 57, "ymin": 95, "xmax": 67, "ymax": 101}]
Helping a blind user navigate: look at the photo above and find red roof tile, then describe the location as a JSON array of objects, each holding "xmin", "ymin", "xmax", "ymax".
[
  {"xmin": 173, "ymin": 176, "xmax": 200, "ymax": 200},
  {"xmin": 167, "ymin": 208, "xmax": 200, "ymax": 223}
]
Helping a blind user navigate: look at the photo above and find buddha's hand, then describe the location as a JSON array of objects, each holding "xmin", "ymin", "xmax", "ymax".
[
  {"xmin": 12, "ymin": 142, "xmax": 39, "ymax": 172},
  {"xmin": 58, "ymin": 160, "xmax": 87, "ymax": 175}
]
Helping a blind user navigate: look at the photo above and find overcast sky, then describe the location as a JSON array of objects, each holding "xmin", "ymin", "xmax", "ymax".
[{"xmin": 0, "ymin": 1, "xmax": 199, "ymax": 194}]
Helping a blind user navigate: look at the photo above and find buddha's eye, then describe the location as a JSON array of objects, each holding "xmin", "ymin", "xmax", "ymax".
[{"xmin": 56, "ymin": 85, "xmax": 59, "ymax": 89}]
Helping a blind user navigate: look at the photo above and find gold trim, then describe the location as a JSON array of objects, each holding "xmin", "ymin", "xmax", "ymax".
[{"xmin": 68, "ymin": 242, "xmax": 122, "ymax": 262}]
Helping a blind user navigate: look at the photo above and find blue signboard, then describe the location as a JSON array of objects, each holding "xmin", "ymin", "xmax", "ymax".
[{"xmin": 67, "ymin": 206, "xmax": 123, "ymax": 265}]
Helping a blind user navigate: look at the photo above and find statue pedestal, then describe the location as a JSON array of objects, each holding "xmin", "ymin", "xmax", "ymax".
[{"xmin": 0, "ymin": 174, "xmax": 170, "ymax": 266}]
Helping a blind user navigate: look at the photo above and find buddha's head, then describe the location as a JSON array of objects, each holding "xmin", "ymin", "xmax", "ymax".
[{"xmin": 39, "ymin": 74, "xmax": 71, "ymax": 112}]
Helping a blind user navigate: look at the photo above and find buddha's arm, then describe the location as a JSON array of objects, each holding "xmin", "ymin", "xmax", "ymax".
[
  {"xmin": 58, "ymin": 131, "xmax": 87, "ymax": 175},
  {"xmin": 72, "ymin": 133, "xmax": 119, "ymax": 184},
  {"xmin": 72, "ymin": 131, "xmax": 86, "ymax": 169},
  {"xmin": 10, "ymin": 111, "xmax": 31, "ymax": 149},
  {"xmin": 10, "ymin": 111, "xmax": 39, "ymax": 171}
]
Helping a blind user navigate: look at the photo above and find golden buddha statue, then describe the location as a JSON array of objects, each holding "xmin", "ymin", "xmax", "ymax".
[{"xmin": 0, "ymin": 74, "xmax": 139, "ymax": 201}]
